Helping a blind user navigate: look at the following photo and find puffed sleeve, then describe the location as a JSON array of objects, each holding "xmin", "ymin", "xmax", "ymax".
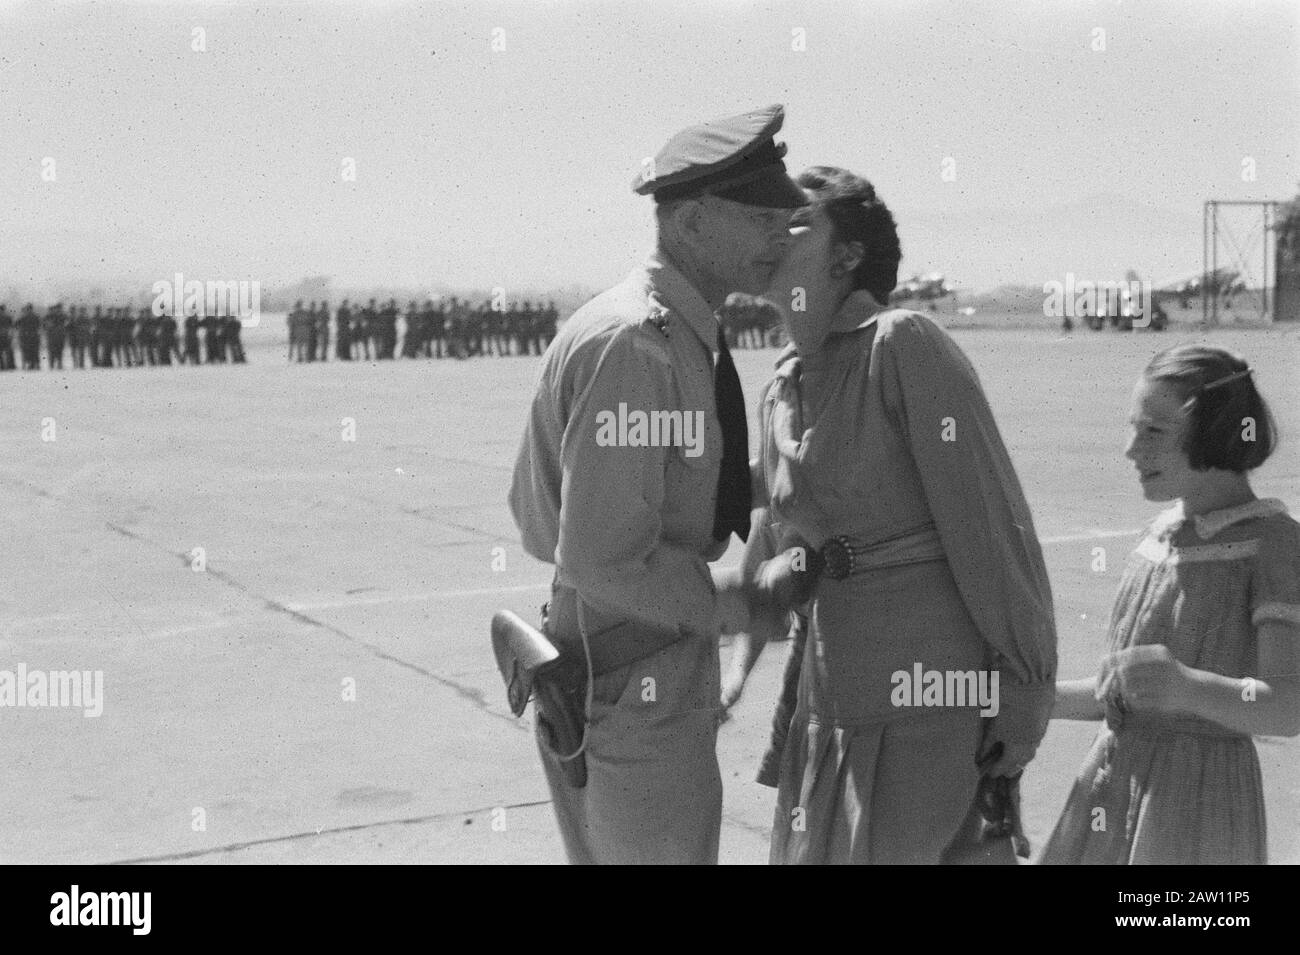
[
  {"xmin": 879, "ymin": 313, "xmax": 1058, "ymax": 735},
  {"xmin": 1252, "ymin": 516, "xmax": 1300, "ymax": 632},
  {"xmin": 553, "ymin": 324, "xmax": 718, "ymax": 636}
]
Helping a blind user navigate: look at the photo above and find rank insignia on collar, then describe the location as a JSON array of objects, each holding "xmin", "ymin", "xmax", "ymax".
[{"xmin": 648, "ymin": 311, "xmax": 670, "ymax": 338}]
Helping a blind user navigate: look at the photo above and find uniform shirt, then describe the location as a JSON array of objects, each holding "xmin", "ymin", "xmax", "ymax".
[{"xmin": 509, "ymin": 252, "xmax": 729, "ymax": 636}]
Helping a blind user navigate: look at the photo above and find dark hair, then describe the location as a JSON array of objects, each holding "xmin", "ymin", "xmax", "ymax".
[
  {"xmin": 1144, "ymin": 344, "xmax": 1277, "ymax": 472},
  {"xmin": 796, "ymin": 166, "xmax": 902, "ymax": 304}
]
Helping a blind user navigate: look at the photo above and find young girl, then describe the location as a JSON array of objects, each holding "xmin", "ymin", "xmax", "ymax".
[{"xmin": 1041, "ymin": 344, "xmax": 1300, "ymax": 864}]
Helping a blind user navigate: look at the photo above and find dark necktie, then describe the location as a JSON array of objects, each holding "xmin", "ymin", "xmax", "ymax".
[{"xmin": 712, "ymin": 325, "xmax": 752, "ymax": 542}]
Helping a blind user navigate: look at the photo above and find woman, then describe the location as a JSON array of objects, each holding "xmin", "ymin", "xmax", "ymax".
[{"xmin": 729, "ymin": 167, "xmax": 1058, "ymax": 864}]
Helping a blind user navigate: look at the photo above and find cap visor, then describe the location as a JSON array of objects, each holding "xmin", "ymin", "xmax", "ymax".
[{"xmin": 713, "ymin": 166, "xmax": 809, "ymax": 208}]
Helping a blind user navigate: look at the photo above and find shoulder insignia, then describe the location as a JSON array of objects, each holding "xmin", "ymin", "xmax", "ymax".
[{"xmin": 647, "ymin": 309, "xmax": 671, "ymax": 339}]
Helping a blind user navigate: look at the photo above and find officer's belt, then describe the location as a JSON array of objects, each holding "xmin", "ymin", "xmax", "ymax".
[
  {"xmin": 551, "ymin": 618, "xmax": 690, "ymax": 677},
  {"xmin": 545, "ymin": 584, "xmax": 692, "ymax": 677}
]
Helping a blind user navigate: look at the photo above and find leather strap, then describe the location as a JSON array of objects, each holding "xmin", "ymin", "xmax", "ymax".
[{"xmin": 554, "ymin": 618, "xmax": 689, "ymax": 677}]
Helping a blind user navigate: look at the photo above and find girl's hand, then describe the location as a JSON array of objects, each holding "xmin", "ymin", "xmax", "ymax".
[
  {"xmin": 719, "ymin": 665, "xmax": 746, "ymax": 722},
  {"xmin": 719, "ymin": 630, "xmax": 762, "ymax": 724},
  {"xmin": 1104, "ymin": 644, "xmax": 1192, "ymax": 714}
]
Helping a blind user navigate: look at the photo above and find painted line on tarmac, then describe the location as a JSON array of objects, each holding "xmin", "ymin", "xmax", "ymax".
[
  {"xmin": 284, "ymin": 582, "xmax": 549, "ymax": 611},
  {"xmin": 1040, "ymin": 528, "xmax": 1141, "ymax": 545},
  {"xmin": 281, "ymin": 528, "xmax": 1144, "ymax": 612},
  {"xmin": 102, "ymin": 798, "xmax": 555, "ymax": 865}
]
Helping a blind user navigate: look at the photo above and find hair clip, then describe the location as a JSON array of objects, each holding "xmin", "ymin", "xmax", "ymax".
[{"xmin": 1198, "ymin": 367, "xmax": 1252, "ymax": 393}]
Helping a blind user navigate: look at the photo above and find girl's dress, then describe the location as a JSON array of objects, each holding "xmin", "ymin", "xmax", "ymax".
[{"xmin": 1040, "ymin": 497, "xmax": 1300, "ymax": 864}]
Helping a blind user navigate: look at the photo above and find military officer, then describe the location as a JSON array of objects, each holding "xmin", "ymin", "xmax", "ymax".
[
  {"xmin": 380, "ymin": 299, "xmax": 399, "ymax": 358},
  {"xmin": 542, "ymin": 299, "xmax": 559, "ymax": 350},
  {"xmin": 138, "ymin": 306, "xmax": 157, "ymax": 365},
  {"xmin": 17, "ymin": 304, "xmax": 41, "ymax": 369},
  {"xmin": 70, "ymin": 306, "xmax": 91, "ymax": 368},
  {"xmin": 515, "ymin": 301, "xmax": 531, "ymax": 355},
  {"xmin": 401, "ymin": 300, "xmax": 420, "ymax": 358},
  {"xmin": 200, "ymin": 308, "xmax": 220, "ymax": 363},
  {"xmin": 0, "ymin": 304, "xmax": 15, "ymax": 370},
  {"xmin": 182, "ymin": 309, "xmax": 201, "ymax": 364},
  {"xmin": 43, "ymin": 303, "xmax": 67, "ymax": 369},
  {"xmin": 157, "ymin": 308, "xmax": 180, "ymax": 364},
  {"xmin": 305, "ymin": 302, "xmax": 319, "ymax": 362},
  {"xmin": 115, "ymin": 306, "xmax": 132, "ymax": 367},
  {"xmin": 226, "ymin": 311, "xmax": 246, "ymax": 363},
  {"xmin": 87, "ymin": 306, "xmax": 103, "ymax": 366},
  {"xmin": 316, "ymin": 300, "xmax": 330, "ymax": 362},
  {"xmin": 426, "ymin": 299, "xmax": 444, "ymax": 358},
  {"xmin": 358, "ymin": 299, "xmax": 377, "ymax": 360},
  {"xmin": 287, "ymin": 300, "xmax": 303, "ymax": 362},
  {"xmin": 419, "ymin": 299, "xmax": 437, "ymax": 358},
  {"xmin": 508, "ymin": 105, "xmax": 806, "ymax": 864},
  {"xmin": 335, "ymin": 299, "xmax": 353, "ymax": 360},
  {"xmin": 476, "ymin": 300, "xmax": 492, "ymax": 356}
]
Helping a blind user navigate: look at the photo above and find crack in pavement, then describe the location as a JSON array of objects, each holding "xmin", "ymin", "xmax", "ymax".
[
  {"xmin": 102, "ymin": 798, "xmax": 556, "ymax": 865},
  {"xmin": 722, "ymin": 811, "xmax": 773, "ymax": 840},
  {"xmin": 398, "ymin": 505, "xmax": 503, "ymax": 542},
  {"xmin": 1, "ymin": 471, "xmax": 526, "ymax": 732},
  {"xmin": 187, "ymin": 549, "xmax": 526, "ymax": 731}
]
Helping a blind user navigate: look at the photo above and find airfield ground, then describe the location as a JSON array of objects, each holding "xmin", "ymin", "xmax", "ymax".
[{"xmin": 2, "ymin": 315, "xmax": 1297, "ymax": 864}]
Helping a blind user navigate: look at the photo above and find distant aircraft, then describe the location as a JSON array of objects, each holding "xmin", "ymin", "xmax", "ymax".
[
  {"xmin": 890, "ymin": 272, "xmax": 952, "ymax": 304},
  {"xmin": 1154, "ymin": 267, "xmax": 1245, "ymax": 308}
]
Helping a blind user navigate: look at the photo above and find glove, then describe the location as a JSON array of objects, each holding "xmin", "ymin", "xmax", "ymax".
[{"xmin": 977, "ymin": 680, "xmax": 1054, "ymax": 778}]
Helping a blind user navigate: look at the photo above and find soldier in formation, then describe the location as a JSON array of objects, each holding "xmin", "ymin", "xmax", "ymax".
[
  {"xmin": 298, "ymin": 296, "xmax": 539, "ymax": 363},
  {"xmin": 0, "ymin": 301, "xmax": 249, "ymax": 371},
  {"xmin": 0, "ymin": 305, "xmax": 14, "ymax": 370}
]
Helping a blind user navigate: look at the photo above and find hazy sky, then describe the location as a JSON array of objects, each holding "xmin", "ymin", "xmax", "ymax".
[{"xmin": 1, "ymin": 0, "xmax": 1297, "ymax": 295}]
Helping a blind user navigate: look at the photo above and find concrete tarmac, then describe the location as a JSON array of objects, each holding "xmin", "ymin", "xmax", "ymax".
[{"xmin": 2, "ymin": 320, "xmax": 1297, "ymax": 863}]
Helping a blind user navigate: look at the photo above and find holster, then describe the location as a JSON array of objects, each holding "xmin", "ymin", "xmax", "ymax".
[
  {"xmin": 490, "ymin": 595, "xmax": 693, "ymax": 791},
  {"xmin": 490, "ymin": 608, "xmax": 588, "ymax": 788},
  {"xmin": 532, "ymin": 651, "xmax": 589, "ymax": 789}
]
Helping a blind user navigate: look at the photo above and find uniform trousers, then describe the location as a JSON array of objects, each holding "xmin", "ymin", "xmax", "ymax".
[{"xmin": 535, "ymin": 583, "xmax": 722, "ymax": 865}]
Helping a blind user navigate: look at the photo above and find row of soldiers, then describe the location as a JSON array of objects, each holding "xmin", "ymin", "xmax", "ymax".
[
  {"xmin": 287, "ymin": 298, "xmax": 559, "ymax": 362},
  {"xmin": 718, "ymin": 293, "xmax": 784, "ymax": 349},
  {"xmin": 0, "ymin": 303, "xmax": 247, "ymax": 371}
]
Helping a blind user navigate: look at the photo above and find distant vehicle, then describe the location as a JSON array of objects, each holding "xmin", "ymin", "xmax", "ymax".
[
  {"xmin": 890, "ymin": 272, "xmax": 952, "ymax": 305},
  {"xmin": 1082, "ymin": 270, "xmax": 1167, "ymax": 331}
]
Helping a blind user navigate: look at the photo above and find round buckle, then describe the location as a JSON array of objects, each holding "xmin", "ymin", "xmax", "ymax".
[{"xmin": 821, "ymin": 536, "xmax": 855, "ymax": 580}]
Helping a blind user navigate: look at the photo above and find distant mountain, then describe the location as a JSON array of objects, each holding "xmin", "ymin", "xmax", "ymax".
[
  {"xmin": 2, "ymin": 191, "xmax": 1208, "ymax": 307},
  {"xmin": 898, "ymin": 192, "xmax": 1203, "ymax": 294},
  {"xmin": 0, "ymin": 225, "xmax": 600, "ymax": 318}
]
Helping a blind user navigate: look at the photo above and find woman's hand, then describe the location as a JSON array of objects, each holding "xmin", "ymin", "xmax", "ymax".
[
  {"xmin": 1099, "ymin": 644, "xmax": 1191, "ymax": 714},
  {"xmin": 977, "ymin": 680, "xmax": 1055, "ymax": 777},
  {"xmin": 979, "ymin": 739, "xmax": 1038, "ymax": 778}
]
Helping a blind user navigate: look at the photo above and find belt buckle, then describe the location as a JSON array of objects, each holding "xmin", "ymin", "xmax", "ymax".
[{"xmin": 821, "ymin": 536, "xmax": 855, "ymax": 580}]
